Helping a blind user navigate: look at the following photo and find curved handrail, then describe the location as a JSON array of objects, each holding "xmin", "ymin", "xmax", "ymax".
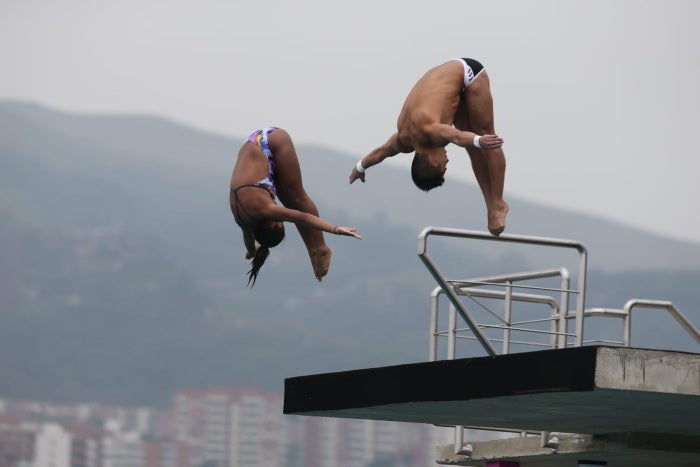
[
  {"xmin": 623, "ymin": 299, "xmax": 700, "ymax": 346},
  {"xmin": 418, "ymin": 227, "xmax": 588, "ymax": 355}
]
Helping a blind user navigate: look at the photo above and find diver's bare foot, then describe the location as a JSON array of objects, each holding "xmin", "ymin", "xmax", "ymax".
[
  {"xmin": 310, "ymin": 246, "xmax": 332, "ymax": 282},
  {"xmin": 488, "ymin": 201, "xmax": 509, "ymax": 237}
]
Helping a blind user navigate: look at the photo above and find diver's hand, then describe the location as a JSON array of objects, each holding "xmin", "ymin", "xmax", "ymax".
[
  {"xmin": 333, "ymin": 226, "xmax": 362, "ymax": 239},
  {"xmin": 475, "ymin": 134, "xmax": 504, "ymax": 149},
  {"xmin": 349, "ymin": 166, "xmax": 366, "ymax": 184}
]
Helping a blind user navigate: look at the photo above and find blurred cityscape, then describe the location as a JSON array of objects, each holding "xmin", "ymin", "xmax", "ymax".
[{"xmin": 0, "ymin": 387, "xmax": 456, "ymax": 467}]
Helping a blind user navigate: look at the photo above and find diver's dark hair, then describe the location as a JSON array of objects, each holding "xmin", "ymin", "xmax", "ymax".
[
  {"xmin": 411, "ymin": 153, "xmax": 445, "ymax": 192},
  {"xmin": 246, "ymin": 223, "xmax": 285, "ymax": 287},
  {"xmin": 246, "ymin": 246, "xmax": 270, "ymax": 287}
]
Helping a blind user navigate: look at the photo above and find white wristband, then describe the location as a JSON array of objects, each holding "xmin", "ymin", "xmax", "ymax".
[
  {"xmin": 473, "ymin": 135, "xmax": 482, "ymax": 149},
  {"xmin": 356, "ymin": 160, "xmax": 366, "ymax": 174}
]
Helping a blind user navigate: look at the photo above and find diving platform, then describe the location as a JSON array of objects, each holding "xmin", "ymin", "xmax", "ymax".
[
  {"xmin": 284, "ymin": 346, "xmax": 700, "ymax": 466},
  {"xmin": 284, "ymin": 345, "xmax": 700, "ymax": 436},
  {"xmin": 284, "ymin": 228, "xmax": 700, "ymax": 466}
]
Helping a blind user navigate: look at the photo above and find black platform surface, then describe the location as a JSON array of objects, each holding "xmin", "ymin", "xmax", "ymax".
[{"xmin": 284, "ymin": 345, "xmax": 700, "ymax": 436}]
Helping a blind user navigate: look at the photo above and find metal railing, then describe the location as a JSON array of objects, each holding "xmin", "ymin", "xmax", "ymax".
[
  {"xmin": 417, "ymin": 227, "xmax": 700, "ymax": 454},
  {"xmin": 418, "ymin": 227, "xmax": 588, "ymax": 356},
  {"xmin": 428, "ymin": 273, "xmax": 568, "ymax": 361}
]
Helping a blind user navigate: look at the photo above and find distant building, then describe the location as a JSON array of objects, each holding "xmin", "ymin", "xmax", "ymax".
[
  {"xmin": 172, "ymin": 387, "xmax": 285, "ymax": 467},
  {"xmin": 66, "ymin": 423, "xmax": 104, "ymax": 467},
  {"xmin": 296, "ymin": 415, "xmax": 454, "ymax": 467},
  {"xmin": 102, "ymin": 419, "xmax": 144, "ymax": 467},
  {"xmin": 0, "ymin": 414, "xmax": 35, "ymax": 467},
  {"xmin": 0, "ymin": 390, "xmax": 456, "ymax": 467},
  {"xmin": 34, "ymin": 423, "xmax": 71, "ymax": 467},
  {"xmin": 228, "ymin": 391, "xmax": 285, "ymax": 467},
  {"xmin": 143, "ymin": 439, "xmax": 190, "ymax": 467}
]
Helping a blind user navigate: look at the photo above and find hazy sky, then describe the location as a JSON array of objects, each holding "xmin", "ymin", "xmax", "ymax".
[{"xmin": 3, "ymin": 0, "xmax": 699, "ymax": 244}]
